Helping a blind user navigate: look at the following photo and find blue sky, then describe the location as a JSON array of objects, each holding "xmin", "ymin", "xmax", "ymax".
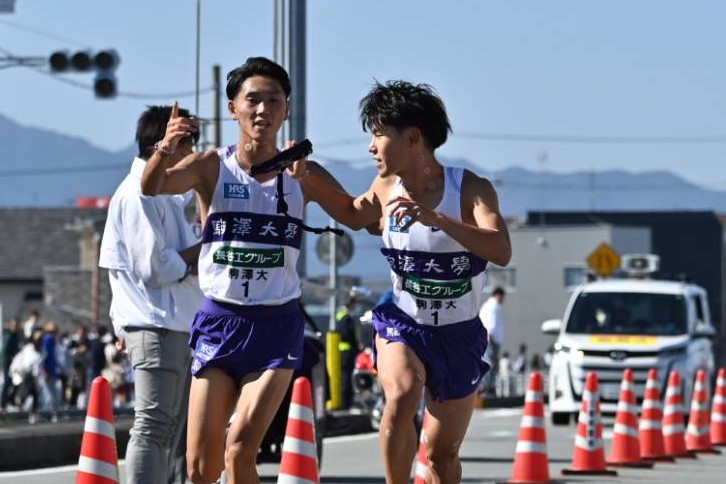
[{"xmin": 1, "ymin": 0, "xmax": 725, "ymax": 188}]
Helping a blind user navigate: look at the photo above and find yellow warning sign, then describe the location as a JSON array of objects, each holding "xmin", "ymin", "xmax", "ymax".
[{"xmin": 587, "ymin": 242, "xmax": 621, "ymax": 277}]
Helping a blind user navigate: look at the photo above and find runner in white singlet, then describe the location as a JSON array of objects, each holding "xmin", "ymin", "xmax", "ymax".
[{"xmin": 298, "ymin": 80, "xmax": 512, "ymax": 484}]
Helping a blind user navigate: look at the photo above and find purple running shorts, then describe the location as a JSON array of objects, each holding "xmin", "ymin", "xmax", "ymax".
[{"xmin": 372, "ymin": 302, "xmax": 490, "ymax": 402}]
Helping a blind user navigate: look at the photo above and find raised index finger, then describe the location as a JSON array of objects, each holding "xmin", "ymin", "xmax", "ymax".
[{"xmin": 171, "ymin": 101, "xmax": 179, "ymax": 119}]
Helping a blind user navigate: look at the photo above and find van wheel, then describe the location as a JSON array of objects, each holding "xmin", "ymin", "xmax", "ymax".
[{"xmin": 552, "ymin": 412, "xmax": 570, "ymax": 426}]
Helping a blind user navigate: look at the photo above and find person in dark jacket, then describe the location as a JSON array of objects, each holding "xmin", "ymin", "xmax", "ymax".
[{"xmin": 1, "ymin": 319, "xmax": 21, "ymax": 409}]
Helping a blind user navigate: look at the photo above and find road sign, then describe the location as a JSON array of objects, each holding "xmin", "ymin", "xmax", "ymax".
[
  {"xmin": 315, "ymin": 231, "xmax": 354, "ymax": 266},
  {"xmin": 587, "ymin": 242, "xmax": 621, "ymax": 277}
]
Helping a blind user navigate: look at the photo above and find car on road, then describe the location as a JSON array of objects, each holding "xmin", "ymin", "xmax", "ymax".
[{"xmin": 542, "ymin": 255, "xmax": 717, "ymax": 425}]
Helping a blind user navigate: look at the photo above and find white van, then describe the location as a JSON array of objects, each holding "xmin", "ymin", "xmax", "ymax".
[{"xmin": 542, "ymin": 260, "xmax": 716, "ymax": 425}]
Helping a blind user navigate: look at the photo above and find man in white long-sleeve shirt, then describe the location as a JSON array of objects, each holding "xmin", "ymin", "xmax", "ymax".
[
  {"xmin": 99, "ymin": 105, "xmax": 203, "ymax": 484},
  {"xmin": 479, "ymin": 286, "xmax": 505, "ymax": 394}
]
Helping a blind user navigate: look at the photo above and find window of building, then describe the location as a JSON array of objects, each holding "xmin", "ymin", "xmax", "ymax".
[{"xmin": 485, "ymin": 266, "xmax": 516, "ymax": 291}]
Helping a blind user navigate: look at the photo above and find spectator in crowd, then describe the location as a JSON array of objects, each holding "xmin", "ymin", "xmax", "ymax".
[
  {"xmin": 513, "ymin": 343, "xmax": 528, "ymax": 375},
  {"xmin": 67, "ymin": 324, "xmax": 91, "ymax": 407},
  {"xmin": 39, "ymin": 322, "xmax": 60, "ymax": 421},
  {"xmin": 513, "ymin": 343, "xmax": 528, "ymax": 394},
  {"xmin": 56, "ymin": 330, "xmax": 72, "ymax": 407},
  {"xmin": 530, "ymin": 353, "xmax": 544, "ymax": 372},
  {"xmin": 9, "ymin": 328, "xmax": 43, "ymax": 423},
  {"xmin": 497, "ymin": 351, "xmax": 511, "ymax": 397},
  {"xmin": 22, "ymin": 310, "xmax": 41, "ymax": 341},
  {"xmin": 89, "ymin": 326, "xmax": 111, "ymax": 382},
  {"xmin": 1, "ymin": 319, "xmax": 22, "ymax": 409}
]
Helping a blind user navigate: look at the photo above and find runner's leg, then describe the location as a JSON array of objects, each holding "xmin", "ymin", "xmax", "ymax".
[
  {"xmin": 422, "ymin": 390, "xmax": 476, "ymax": 484},
  {"xmin": 224, "ymin": 368, "xmax": 294, "ymax": 484},
  {"xmin": 186, "ymin": 367, "xmax": 237, "ymax": 483},
  {"xmin": 376, "ymin": 336, "xmax": 426, "ymax": 484}
]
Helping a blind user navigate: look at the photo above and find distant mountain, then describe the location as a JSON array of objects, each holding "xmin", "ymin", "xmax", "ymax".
[
  {"xmin": 0, "ymin": 113, "xmax": 134, "ymax": 206},
  {"xmin": 3, "ymin": 112, "xmax": 726, "ymax": 281}
]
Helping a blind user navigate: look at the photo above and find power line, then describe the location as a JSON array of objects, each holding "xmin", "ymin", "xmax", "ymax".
[
  {"xmin": 313, "ymin": 133, "xmax": 726, "ymax": 148},
  {"xmin": 0, "ymin": 18, "xmax": 90, "ymax": 48},
  {"xmin": 1, "ymin": 160, "xmax": 724, "ymax": 190},
  {"xmin": 0, "ymin": 163, "xmax": 129, "ymax": 178},
  {"xmin": 454, "ymin": 132, "xmax": 726, "ymax": 144}
]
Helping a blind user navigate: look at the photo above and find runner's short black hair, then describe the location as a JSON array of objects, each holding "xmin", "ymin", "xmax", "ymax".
[
  {"xmin": 226, "ymin": 57, "xmax": 291, "ymax": 100},
  {"xmin": 135, "ymin": 105, "xmax": 198, "ymax": 160},
  {"xmin": 359, "ymin": 80, "xmax": 451, "ymax": 150}
]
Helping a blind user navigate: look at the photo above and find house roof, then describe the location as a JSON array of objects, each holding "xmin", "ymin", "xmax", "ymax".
[{"xmin": 0, "ymin": 208, "xmax": 106, "ymax": 281}]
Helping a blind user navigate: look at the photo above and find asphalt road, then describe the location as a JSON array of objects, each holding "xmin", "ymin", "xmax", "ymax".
[{"xmin": 1, "ymin": 408, "xmax": 724, "ymax": 483}]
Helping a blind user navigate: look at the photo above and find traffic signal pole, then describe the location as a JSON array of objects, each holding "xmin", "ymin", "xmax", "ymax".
[{"xmin": 0, "ymin": 55, "xmax": 45, "ymax": 70}]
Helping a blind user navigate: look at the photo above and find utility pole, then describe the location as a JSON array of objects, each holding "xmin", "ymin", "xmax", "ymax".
[
  {"xmin": 274, "ymin": 0, "xmax": 343, "ymax": 409},
  {"xmin": 212, "ymin": 64, "xmax": 222, "ymax": 148},
  {"xmin": 274, "ymin": 0, "xmax": 288, "ymax": 146},
  {"xmin": 537, "ymin": 151, "xmax": 548, "ymax": 247}
]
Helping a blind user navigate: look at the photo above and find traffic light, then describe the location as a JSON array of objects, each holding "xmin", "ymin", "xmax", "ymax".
[
  {"xmin": 92, "ymin": 50, "xmax": 119, "ymax": 99},
  {"xmin": 48, "ymin": 49, "xmax": 120, "ymax": 99}
]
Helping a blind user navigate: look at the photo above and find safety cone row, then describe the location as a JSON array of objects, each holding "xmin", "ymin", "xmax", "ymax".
[
  {"xmin": 562, "ymin": 372, "xmax": 617, "ymax": 476},
  {"xmin": 502, "ymin": 371, "xmax": 553, "ymax": 483},
  {"xmin": 76, "ymin": 376, "xmax": 120, "ymax": 484},
  {"xmin": 607, "ymin": 368, "xmax": 653, "ymax": 468},
  {"xmin": 711, "ymin": 368, "xmax": 726, "ymax": 446},
  {"xmin": 413, "ymin": 413, "xmax": 429, "ymax": 484},
  {"xmin": 639, "ymin": 368, "xmax": 674, "ymax": 462},
  {"xmin": 278, "ymin": 377, "xmax": 320, "ymax": 484},
  {"xmin": 686, "ymin": 369, "xmax": 720, "ymax": 454}
]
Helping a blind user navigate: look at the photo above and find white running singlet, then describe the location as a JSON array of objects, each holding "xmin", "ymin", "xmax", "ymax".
[
  {"xmin": 198, "ymin": 145, "xmax": 303, "ymax": 305},
  {"xmin": 381, "ymin": 166, "xmax": 489, "ymax": 326}
]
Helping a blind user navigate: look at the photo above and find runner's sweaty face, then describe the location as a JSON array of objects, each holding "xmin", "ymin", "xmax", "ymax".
[{"xmin": 228, "ymin": 75, "xmax": 289, "ymax": 145}]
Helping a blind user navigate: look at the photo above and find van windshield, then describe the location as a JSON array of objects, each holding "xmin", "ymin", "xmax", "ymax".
[{"xmin": 566, "ymin": 292, "xmax": 687, "ymax": 336}]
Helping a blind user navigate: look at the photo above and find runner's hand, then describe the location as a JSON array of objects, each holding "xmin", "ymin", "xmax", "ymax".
[
  {"xmin": 159, "ymin": 102, "xmax": 198, "ymax": 153},
  {"xmin": 284, "ymin": 140, "xmax": 309, "ymax": 179},
  {"xmin": 387, "ymin": 196, "xmax": 440, "ymax": 230}
]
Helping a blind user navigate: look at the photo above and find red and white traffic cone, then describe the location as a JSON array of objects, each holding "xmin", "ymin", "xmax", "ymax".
[
  {"xmin": 607, "ymin": 368, "xmax": 654, "ymax": 468},
  {"xmin": 76, "ymin": 376, "xmax": 119, "ymax": 484},
  {"xmin": 502, "ymin": 371, "xmax": 553, "ymax": 483},
  {"xmin": 686, "ymin": 369, "xmax": 720, "ymax": 454},
  {"xmin": 639, "ymin": 368, "xmax": 674, "ymax": 462},
  {"xmin": 278, "ymin": 377, "xmax": 320, "ymax": 484},
  {"xmin": 662, "ymin": 370, "xmax": 694, "ymax": 458},
  {"xmin": 562, "ymin": 372, "xmax": 617, "ymax": 476},
  {"xmin": 413, "ymin": 413, "xmax": 429, "ymax": 484},
  {"xmin": 711, "ymin": 368, "xmax": 726, "ymax": 446}
]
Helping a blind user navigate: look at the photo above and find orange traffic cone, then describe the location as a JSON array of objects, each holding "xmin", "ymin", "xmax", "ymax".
[
  {"xmin": 278, "ymin": 377, "xmax": 320, "ymax": 484},
  {"xmin": 686, "ymin": 369, "xmax": 720, "ymax": 454},
  {"xmin": 662, "ymin": 370, "xmax": 694, "ymax": 458},
  {"xmin": 413, "ymin": 413, "xmax": 429, "ymax": 484},
  {"xmin": 76, "ymin": 376, "xmax": 119, "ymax": 484},
  {"xmin": 503, "ymin": 371, "xmax": 553, "ymax": 483},
  {"xmin": 711, "ymin": 368, "xmax": 726, "ymax": 446},
  {"xmin": 562, "ymin": 372, "xmax": 617, "ymax": 476},
  {"xmin": 639, "ymin": 368, "xmax": 674, "ymax": 462},
  {"xmin": 607, "ymin": 368, "xmax": 653, "ymax": 468}
]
